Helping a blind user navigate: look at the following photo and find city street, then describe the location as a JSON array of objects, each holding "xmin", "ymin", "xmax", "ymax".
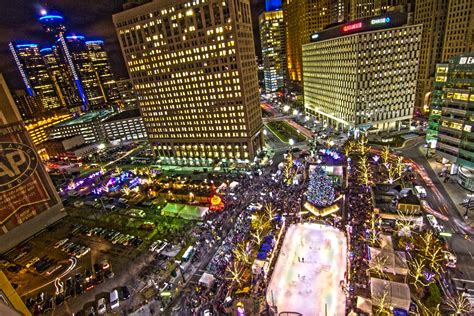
[{"xmin": 401, "ymin": 139, "xmax": 474, "ymax": 294}]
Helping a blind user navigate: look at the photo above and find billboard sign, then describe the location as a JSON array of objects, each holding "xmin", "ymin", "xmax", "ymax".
[{"xmin": 0, "ymin": 123, "xmax": 62, "ymax": 234}]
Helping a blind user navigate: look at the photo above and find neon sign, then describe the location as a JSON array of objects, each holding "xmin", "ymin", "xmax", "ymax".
[
  {"xmin": 343, "ymin": 22, "xmax": 362, "ymax": 32},
  {"xmin": 371, "ymin": 17, "xmax": 390, "ymax": 25}
]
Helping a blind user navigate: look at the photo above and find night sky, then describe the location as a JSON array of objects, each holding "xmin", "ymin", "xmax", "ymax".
[{"xmin": 0, "ymin": 0, "xmax": 265, "ymax": 90}]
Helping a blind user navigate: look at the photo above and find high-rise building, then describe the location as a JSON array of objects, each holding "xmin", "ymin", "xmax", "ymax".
[
  {"xmin": 330, "ymin": 0, "xmax": 350, "ymax": 23},
  {"xmin": 8, "ymin": 43, "xmax": 61, "ymax": 110},
  {"xmin": 116, "ymin": 78, "xmax": 138, "ymax": 109},
  {"xmin": 414, "ymin": 0, "xmax": 473, "ymax": 112},
  {"xmin": 12, "ymin": 89, "xmax": 43, "ymax": 120},
  {"xmin": 428, "ymin": 54, "xmax": 474, "ymax": 191},
  {"xmin": 283, "ymin": 0, "xmax": 332, "ymax": 83},
  {"xmin": 259, "ymin": 10, "xmax": 286, "ymax": 93},
  {"xmin": 413, "ymin": 0, "xmax": 448, "ymax": 113},
  {"xmin": 0, "ymin": 74, "xmax": 65, "ymax": 252},
  {"xmin": 441, "ymin": 0, "xmax": 474, "ymax": 62},
  {"xmin": 86, "ymin": 40, "xmax": 120, "ymax": 105},
  {"xmin": 302, "ymin": 13, "xmax": 422, "ymax": 132},
  {"xmin": 113, "ymin": 0, "xmax": 264, "ymax": 161},
  {"xmin": 10, "ymin": 11, "xmax": 119, "ymax": 112},
  {"xmin": 350, "ymin": 0, "xmax": 410, "ymax": 19}
]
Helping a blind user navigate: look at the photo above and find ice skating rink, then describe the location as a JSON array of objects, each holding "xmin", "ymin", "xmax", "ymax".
[{"xmin": 267, "ymin": 223, "xmax": 347, "ymax": 315}]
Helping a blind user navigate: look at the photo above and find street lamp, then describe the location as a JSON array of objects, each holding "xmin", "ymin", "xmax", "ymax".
[{"xmin": 288, "ymin": 138, "xmax": 295, "ymax": 147}]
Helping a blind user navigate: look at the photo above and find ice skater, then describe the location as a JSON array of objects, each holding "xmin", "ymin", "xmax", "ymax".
[
  {"xmin": 302, "ymin": 257, "xmax": 305, "ymax": 263},
  {"xmin": 298, "ymin": 257, "xmax": 301, "ymax": 262}
]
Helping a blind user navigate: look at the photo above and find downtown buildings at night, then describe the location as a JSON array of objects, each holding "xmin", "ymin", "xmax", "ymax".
[
  {"xmin": 113, "ymin": 0, "xmax": 264, "ymax": 160},
  {"xmin": 303, "ymin": 13, "xmax": 422, "ymax": 132},
  {"xmin": 426, "ymin": 53, "xmax": 474, "ymax": 191},
  {"xmin": 414, "ymin": 0, "xmax": 474, "ymax": 111},
  {"xmin": 259, "ymin": 8, "xmax": 286, "ymax": 93},
  {"xmin": 9, "ymin": 12, "xmax": 119, "ymax": 113}
]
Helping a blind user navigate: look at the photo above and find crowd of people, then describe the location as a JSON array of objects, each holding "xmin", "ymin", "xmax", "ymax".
[{"xmin": 345, "ymin": 164, "xmax": 375, "ymax": 313}]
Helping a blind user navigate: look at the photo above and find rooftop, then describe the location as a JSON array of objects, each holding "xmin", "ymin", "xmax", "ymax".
[
  {"xmin": 55, "ymin": 110, "xmax": 112, "ymax": 127},
  {"xmin": 103, "ymin": 109, "xmax": 141, "ymax": 122}
]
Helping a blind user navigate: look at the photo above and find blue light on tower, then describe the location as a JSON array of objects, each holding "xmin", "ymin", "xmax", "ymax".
[{"xmin": 266, "ymin": 0, "xmax": 282, "ymax": 11}]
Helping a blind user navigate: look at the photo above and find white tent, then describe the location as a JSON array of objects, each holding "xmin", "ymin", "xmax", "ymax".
[
  {"xmin": 371, "ymin": 278, "xmax": 410, "ymax": 312},
  {"xmin": 199, "ymin": 273, "xmax": 215, "ymax": 287},
  {"xmin": 356, "ymin": 296, "xmax": 373, "ymax": 314}
]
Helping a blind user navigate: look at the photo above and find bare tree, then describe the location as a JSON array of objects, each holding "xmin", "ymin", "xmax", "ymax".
[{"xmin": 445, "ymin": 294, "xmax": 471, "ymax": 315}]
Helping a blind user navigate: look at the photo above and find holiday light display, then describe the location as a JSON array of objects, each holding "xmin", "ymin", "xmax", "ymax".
[{"xmin": 307, "ymin": 166, "xmax": 335, "ymax": 207}]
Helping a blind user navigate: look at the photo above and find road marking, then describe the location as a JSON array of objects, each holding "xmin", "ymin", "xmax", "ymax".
[{"xmin": 452, "ymin": 278, "xmax": 474, "ymax": 284}]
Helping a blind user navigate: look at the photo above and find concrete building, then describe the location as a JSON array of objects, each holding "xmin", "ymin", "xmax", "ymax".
[
  {"xmin": 23, "ymin": 112, "xmax": 73, "ymax": 160},
  {"xmin": 113, "ymin": 0, "xmax": 263, "ymax": 161},
  {"xmin": 350, "ymin": 0, "xmax": 411, "ymax": 19},
  {"xmin": 259, "ymin": 9, "xmax": 286, "ymax": 93},
  {"xmin": 283, "ymin": 0, "xmax": 332, "ymax": 83},
  {"xmin": 43, "ymin": 135, "xmax": 100, "ymax": 161},
  {"xmin": 47, "ymin": 110, "xmax": 112, "ymax": 144},
  {"xmin": 429, "ymin": 54, "xmax": 474, "ymax": 191},
  {"xmin": 0, "ymin": 74, "xmax": 65, "ymax": 252},
  {"xmin": 12, "ymin": 89, "xmax": 43, "ymax": 120},
  {"xmin": 115, "ymin": 78, "xmax": 138, "ymax": 109},
  {"xmin": 414, "ymin": 0, "xmax": 473, "ymax": 112},
  {"xmin": 302, "ymin": 12, "xmax": 422, "ymax": 132},
  {"xmin": 102, "ymin": 108, "xmax": 147, "ymax": 142}
]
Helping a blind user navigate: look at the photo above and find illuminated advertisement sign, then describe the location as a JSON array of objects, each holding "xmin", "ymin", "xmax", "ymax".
[
  {"xmin": 371, "ymin": 17, "xmax": 391, "ymax": 25},
  {"xmin": 343, "ymin": 22, "xmax": 362, "ymax": 32},
  {"xmin": 309, "ymin": 12, "xmax": 407, "ymax": 43},
  {"xmin": 0, "ymin": 123, "xmax": 63, "ymax": 234},
  {"xmin": 459, "ymin": 56, "xmax": 474, "ymax": 65}
]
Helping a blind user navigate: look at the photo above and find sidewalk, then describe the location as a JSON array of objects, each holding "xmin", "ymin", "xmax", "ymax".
[{"xmin": 426, "ymin": 156, "xmax": 474, "ymax": 226}]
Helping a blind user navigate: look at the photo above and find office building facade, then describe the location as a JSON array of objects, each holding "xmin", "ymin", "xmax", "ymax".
[
  {"xmin": 429, "ymin": 54, "xmax": 474, "ymax": 191},
  {"xmin": 350, "ymin": 0, "xmax": 410, "ymax": 19},
  {"xmin": 115, "ymin": 78, "xmax": 138, "ymax": 109},
  {"xmin": 103, "ymin": 109, "xmax": 147, "ymax": 142},
  {"xmin": 302, "ymin": 13, "xmax": 422, "ymax": 132},
  {"xmin": 283, "ymin": 0, "xmax": 332, "ymax": 83},
  {"xmin": 0, "ymin": 74, "xmax": 65, "ymax": 252},
  {"xmin": 10, "ymin": 11, "xmax": 119, "ymax": 112},
  {"xmin": 113, "ymin": 0, "xmax": 263, "ymax": 161},
  {"xmin": 9, "ymin": 43, "xmax": 61, "ymax": 110},
  {"xmin": 12, "ymin": 89, "xmax": 43, "ymax": 120},
  {"xmin": 259, "ymin": 10, "xmax": 286, "ymax": 93},
  {"xmin": 414, "ymin": 0, "xmax": 473, "ymax": 112}
]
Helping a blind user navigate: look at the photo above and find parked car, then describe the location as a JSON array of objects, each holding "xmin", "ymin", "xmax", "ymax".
[
  {"xmin": 120, "ymin": 286, "xmax": 131, "ymax": 300},
  {"xmin": 97, "ymin": 298, "xmax": 107, "ymax": 315}
]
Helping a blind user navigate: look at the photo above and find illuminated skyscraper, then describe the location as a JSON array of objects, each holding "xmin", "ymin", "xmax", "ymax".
[
  {"xmin": 303, "ymin": 13, "xmax": 422, "ymax": 132},
  {"xmin": 259, "ymin": 10, "xmax": 286, "ymax": 92},
  {"xmin": 428, "ymin": 54, "xmax": 474, "ymax": 191},
  {"xmin": 113, "ymin": 0, "xmax": 264, "ymax": 160},
  {"xmin": 10, "ymin": 11, "xmax": 120, "ymax": 112},
  {"xmin": 350, "ymin": 0, "xmax": 410, "ymax": 19},
  {"xmin": 8, "ymin": 43, "xmax": 61, "ymax": 110},
  {"xmin": 414, "ymin": 0, "xmax": 473, "ymax": 112},
  {"xmin": 86, "ymin": 40, "xmax": 120, "ymax": 105},
  {"xmin": 283, "ymin": 0, "xmax": 331, "ymax": 83}
]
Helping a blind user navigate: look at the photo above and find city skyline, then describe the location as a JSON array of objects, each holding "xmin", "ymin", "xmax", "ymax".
[{"xmin": 0, "ymin": 0, "xmax": 265, "ymax": 89}]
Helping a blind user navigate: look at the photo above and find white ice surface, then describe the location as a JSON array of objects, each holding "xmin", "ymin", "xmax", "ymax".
[{"xmin": 267, "ymin": 223, "xmax": 347, "ymax": 316}]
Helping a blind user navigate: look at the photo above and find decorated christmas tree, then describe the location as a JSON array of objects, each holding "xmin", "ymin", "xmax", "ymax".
[{"xmin": 307, "ymin": 166, "xmax": 335, "ymax": 207}]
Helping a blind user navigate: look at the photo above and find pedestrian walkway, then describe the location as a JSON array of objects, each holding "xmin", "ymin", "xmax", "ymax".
[{"xmin": 426, "ymin": 154, "xmax": 474, "ymax": 226}]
